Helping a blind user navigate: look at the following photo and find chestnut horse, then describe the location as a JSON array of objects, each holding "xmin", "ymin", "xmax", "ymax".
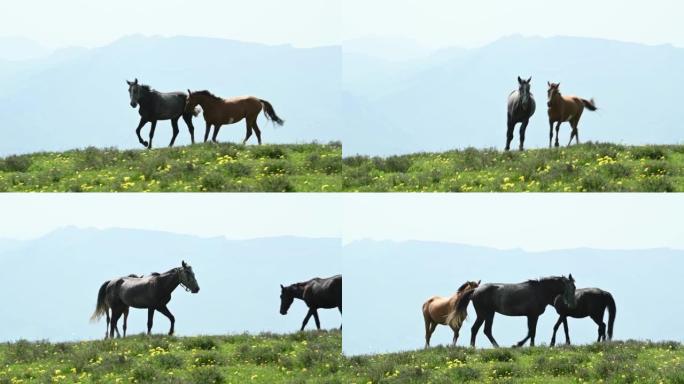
[
  {"xmin": 186, "ymin": 90, "xmax": 284, "ymax": 145},
  {"xmin": 422, "ymin": 280, "xmax": 480, "ymax": 348},
  {"xmin": 547, "ymin": 82, "xmax": 597, "ymax": 147}
]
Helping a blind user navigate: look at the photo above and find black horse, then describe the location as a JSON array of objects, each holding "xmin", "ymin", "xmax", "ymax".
[
  {"xmin": 280, "ymin": 275, "xmax": 342, "ymax": 331},
  {"xmin": 457, "ymin": 275, "xmax": 576, "ymax": 347},
  {"xmin": 506, "ymin": 76, "xmax": 536, "ymax": 151},
  {"xmin": 91, "ymin": 261, "xmax": 200, "ymax": 338},
  {"xmin": 126, "ymin": 78, "xmax": 200, "ymax": 149},
  {"xmin": 550, "ymin": 288, "xmax": 616, "ymax": 346}
]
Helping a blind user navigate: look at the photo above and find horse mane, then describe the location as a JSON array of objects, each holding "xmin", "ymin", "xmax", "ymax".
[
  {"xmin": 150, "ymin": 272, "xmax": 161, "ymax": 277},
  {"xmin": 193, "ymin": 90, "xmax": 222, "ymax": 101}
]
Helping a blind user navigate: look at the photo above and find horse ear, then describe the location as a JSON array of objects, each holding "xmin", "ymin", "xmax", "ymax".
[
  {"xmin": 547, "ymin": 81, "xmax": 552, "ymax": 87},
  {"xmin": 182, "ymin": 260, "xmax": 187, "ymax": 267},
  {"xmin": 188, "ymin": 89, "xmax": 192, "ymax": 95},
  {"xmin": 280, "ymin": 284, "xmax": 284, "ymax": 289},
  {"xmin": 569, "ymin": 273, "xmax": 574, "ymax": 282},
  {"xmin": 126, "ymin": 80, "xmax": 132, "ymax": 86},
  {"xmin": 527, "ymin": 77, "xmax": 532, "ymax": 83},
  {"xmin": 477, "ymin": 280, "xmax": 481, "ymax": 284},
  {"xmin": 517, "ymin": 76, "xmax": 522, "ymax": 84},
  {"xmin": 134, "ymin": 78, "xmax": 138, "ymax": 84}
]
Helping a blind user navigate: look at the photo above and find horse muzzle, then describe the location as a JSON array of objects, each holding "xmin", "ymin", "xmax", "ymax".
[
  {"xmin": 191, "ymin": 287, "xmax": 200, "ymax": 294},
  {"xmin": 280, "ymin": 309, "xmax": 288, "ymax": 315},
  {"xmin": 130, "ymin": 102, "xmax": 137, "ymax": 108}
]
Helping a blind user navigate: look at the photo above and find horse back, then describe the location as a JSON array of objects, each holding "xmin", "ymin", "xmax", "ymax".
[{"xmin": 304, "ymin": 275, "xmax": 341, "ymax": 308}]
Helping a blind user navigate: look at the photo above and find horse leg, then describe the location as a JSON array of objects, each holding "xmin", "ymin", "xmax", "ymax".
[
  {"xmin": 339, "ymin": 306, "xmax": 342, "ymax": 330},
  {"xmin": 423, "ymin": 311, "xmax": 433, "ymax": 348},
  {"xmin": 470, "ymin": 315, "xmax": 485, "ymax": 347},
  {"xmin": 204, "ymin": 122, "xmax": 211, "ymax": 143},
  {"xmin": 515, "ymin": 315, "xmax": 538, "ymax": 347},
  {"xmin": 548, "ymin": 121, "xmax": 554, "ymax": 148},
  {"xmin": 550, "ymin": 316, "xmax": 563, "ymax": 347},
  {"xmin": 451, "ymin": 324, "xmax": 461, "ymax": 346},
  {"xmin": 312, "ymin": 309, "xmax": 321, "ymax": 330},
  {"xmin": 252, "ymin": 121, "xmax": 262, "ymax": 145},
  {"xmin": 105, "ymin": 308, "xmax": 111, "ymax": 339},
  {"xmin": 301, "ymin": 308, "xmax": 314, "ymax": 331},
  {"xmin": 592, "ymin": 314, "xmax": 606, "ymax": 342},
  {"xmin": 110, "ymin": 309, "xmax": 122, "ymax": 339},
  {"xmin": 562, "ymin": 317, "xmax": 571, "ymax": 345},
  {"xmin": 242, "ymin": 125, "xmax": 253, "ymax": 145},
  {"xmin": 169, "ymin": 118, "xmax": 180, "ymax": 147},
  {"xmin": 211, "ymin": 124, "xmax": 222, "ymax": 143},
  {"xmin": 157, "ymin": 305, "xmax": 175, "ymax": 336},
  {"xmin": 483, "ymin": 312, "xmax": 499, "ymax": 348},
  {"xmin": 122, "ymin": 307, "xmax": 129, "ymax": 338},
  {"xmin": 182, "ymin": 113, "xmax": 195, "ymax": 144},
  {"xmin": 147, "ymin": 120, "xmax": 157, "ymax": 149},
  {"xmin": 135, "ymin": 118, "xmax": 149, "ymax": 147},
  {"xmin": 519, "ymin": 119, "xmax": 529, "ymax": 151},
  {"xmin": 147, "ymin": 308, "xmax": 155, "ymax": 335},
  {"xmin": 554, "ymin": 122, "xmax": 562, "ymax": 147},
  {"xmin": 505, "ymin": 119, "xmax": 514, "ymax": 151}
]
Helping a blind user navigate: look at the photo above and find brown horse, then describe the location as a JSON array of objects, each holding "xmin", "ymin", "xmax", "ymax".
[
  {"xmin": 547, "ymin": 82, "xmax": 597, "ymax": 147},
  {"xmin": 186, "ymin": 90, "xmax": 284, "ymax": 145},
  {"xmin": 422, "ymin": 280, "xmax": 480, "ymax": 348}
]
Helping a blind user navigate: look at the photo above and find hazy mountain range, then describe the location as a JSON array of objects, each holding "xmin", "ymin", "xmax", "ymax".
[
  {"xmin": 343, "ymin": 35, "xmax": 684, "ymax": 156},
  {"xmin": 343, "ymin": 240, "xmax": 684, "ymax": 355},
  {"xmin": 0, "ymin": 228, "xmax": 341, "ymax": 342},
  {"xmin": 0, "ymin": 35, "xmax": 341, "ymax": 155}
]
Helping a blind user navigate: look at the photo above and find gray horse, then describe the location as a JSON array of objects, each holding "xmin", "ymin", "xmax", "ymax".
[
  {"xmin": 456, "ymin": 275, "xmax": 576, "ymax": 348},
  {"xmin": 506, "ymin": 76, "xmax": 536, "ymax": 151},
  {"xmin": 126, "ymin": 78, "xmax": 200, "ymax": 149},
  {"xmin": 91, "ymin": 261, "xmax": 200, "ymax": 338}
]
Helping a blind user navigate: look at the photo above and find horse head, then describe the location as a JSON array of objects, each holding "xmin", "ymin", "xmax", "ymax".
[
  {"xmin": 560, "ymin": 274, "xmax": 576, "ymax": 308},
  {"xmin": 178, "ymin": 260, "xmax": 200, "ymax": 293},
  {"xmin": 457, "ymin": 280, "xmax": 481, "ymax": 293},
  {"xmin": 547, "ymin": 82, "xmax": 561, "ymax": 107},
  {"xmin": 279, "ymin": 284, "xmax": 297, "ymax": 315},
  {"xmin": 517, "ymin": 76, "xmax": 532, "ymax": 105},
  {"xmin": 126, "ymin": 78, "xmax": 141, "ymax": 108}
]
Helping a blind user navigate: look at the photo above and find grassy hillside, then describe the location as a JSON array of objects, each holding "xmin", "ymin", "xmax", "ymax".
[
  {"xmin": 2, "ymin": 335, "xmax": 681, "ymax": 383},
  {"xmin": 0, "ymin": 142, "xmax": 341, "ymax": 192},
  {"xmin": 344, "ymin": 341, "xmax": 684, "ymax": 384},
  {"xmin": 343, "ymin": 143, "xmax": 684, "ymax": 192},
  {"xmin": 0, "ymin": 330, "xmax": 342, "ymax": 384}
]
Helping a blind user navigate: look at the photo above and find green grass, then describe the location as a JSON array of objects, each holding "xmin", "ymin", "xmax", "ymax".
[
  {"xmin": 0, "ymin": 142, "xmax": 341, "ymax": 192},
  {"xmin": 341, "ymin": 341, "xmax": 684, "ymax": 384},
  {"xmin": 0, "ymin": 330, "xmax": 342, "ymax": 384},
  {"xmin": 342, "ymin": 143, "xmax": 684, "ymax": 192}
]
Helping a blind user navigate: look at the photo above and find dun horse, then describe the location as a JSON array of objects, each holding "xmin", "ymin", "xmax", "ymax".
[
  {"xmin": 126, "ymin": 79, "xmax": 200, "ymax": 149},
  {"xmin": 506, "ymin": 76, "xmax": 536, "ymax": 151},
  {"xmin": 547, "ymin": 82, "xmax": 597, "ymax": 147},
  {"xmin": 456, "ymin": 275, "xmax": 576, "ymax": 347},
  {"xmin": 91, "ymin": 261, "xmax": 200, "ymax": 338},
  {"xmin": 550, "ymin": 287, "xmax": 616, "ymax": 346},
  {"xmin": 422, "ymin": 280, "xmax": 480, "ymax": 348},
  {"xmin": 186, "ymin": 90, "xmax": 284, "ymax": 145},
  {"xmin": 280, "ymin": 275, "xmax": 342, "ymax": 331}
]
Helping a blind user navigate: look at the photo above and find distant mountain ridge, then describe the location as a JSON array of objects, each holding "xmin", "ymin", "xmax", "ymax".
[
  {"xmin": 343, "ymin": 35, "xmax": 684, "ymax": 156},
  {"xmin": 0, "ymin": 35, "xmax": 341, "ymax": 155}
]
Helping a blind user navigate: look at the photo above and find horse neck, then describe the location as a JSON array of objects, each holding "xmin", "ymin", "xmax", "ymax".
[
  {"xmin": 290, "ymin": 283, "xmax": 307, "ymax": 300},
  {"xmin": 156, "ymin": 269, "xmax": 181, "ymax": 295},
  {"xmin": 195, "ymin": 95, "xmax": 219, "ymax": 109}
]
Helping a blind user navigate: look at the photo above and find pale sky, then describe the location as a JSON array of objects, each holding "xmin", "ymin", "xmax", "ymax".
[
  {"xmin": 0, "ymin": 194, "xmax": 341, "ymax": 240},
  {"xmin": 343, "ymin": 0, "xmax": 684, "ymax": 48},
  {"xmin": 343, "ymin": 194, "xmax": 684, "ymax": 251},
  {"xmin": 0, "ymin": 0, "xmax": 340, "ymax": 49}
]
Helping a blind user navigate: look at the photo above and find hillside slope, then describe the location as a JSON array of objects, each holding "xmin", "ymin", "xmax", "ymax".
[
  {"xmin": 342, "ymin": 143, "xmax": 684, "ymax": 192},
  {"xmin": 0, "ymin": 142, "xmax": 341, "ymax": 192}
]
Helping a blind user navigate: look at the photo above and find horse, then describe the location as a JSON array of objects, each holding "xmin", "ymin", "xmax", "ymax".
[
  {"xmin": 456, "ymin": 275, "xmax": 576, "ymax": 348},
  {"xmin": 126, "ymin": 78, "xmax": 200, "ymax": 149},
  {"xmin": 422, "ymin": 280, "xmax": 480, "ymax": 348},
  {"xmin": 185, "ymin": 90, "xmax": 284, "ymax": 145},
  {"xmin": 91, "ymin": 261, "xmax": 200, "ymax": 338},
  {"xmin": 506, "ymin": 76, "xmax": 536, "ymax": 151},
  {"xmin": 280, "ymin": 275, "xmax": 341, "ymax": 331},
  {"xmin": 547, "ymin": 82, "xmax": 597, "ymax": 147},
  {"xmin": 550, "ymin": 288, "xmax": 616, "ymax": 346}
]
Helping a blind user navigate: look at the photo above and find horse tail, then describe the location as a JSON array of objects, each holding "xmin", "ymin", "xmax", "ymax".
[
  {"xmin": 259, "ymin": 99, "xmax": 284, "ymax": 126},
  {"xmin": 606, "ymin": 293, "xmax": 616, "ymax": 340},
  {"xmin": 90, "ymin": 280, "xmax": 109, "ymax": 323},
  {"xmin": 446, "ymin": 289, "xmax": 475, "ymax": 329},
  {"xmin": 582, "ymin": 98, "xmax": 597, "ymax": 111}
]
